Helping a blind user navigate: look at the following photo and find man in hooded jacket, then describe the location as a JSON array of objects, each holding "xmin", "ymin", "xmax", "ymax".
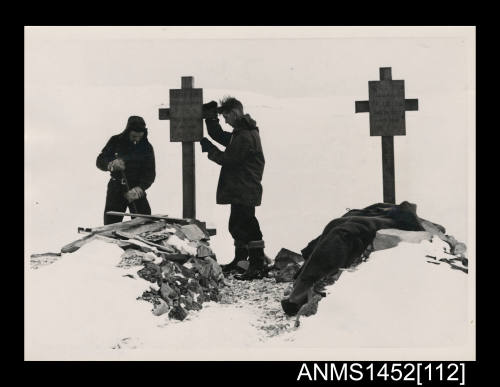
[
  {"xmin": 96, "ymin": 115, "xmax": 156, "ymax": 225},
  {"xmin": 200, "ymin": 97, "xmax": 268, "ymax": 280}
]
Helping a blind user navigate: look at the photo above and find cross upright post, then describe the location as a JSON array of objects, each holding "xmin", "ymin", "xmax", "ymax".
[
  {"xmin": 355, "ymin": 67, "xmax": 419, "ymax": 204},
  {"xmin": 159, "ymin": 76, "xmax": 203, "ymax": 219},
  {"xmin": 379, "ymin": 68, "xmax": 396, "ymax": 204}
]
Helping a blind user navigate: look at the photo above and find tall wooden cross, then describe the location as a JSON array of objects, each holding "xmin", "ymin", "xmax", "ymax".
[
  {"xmin": 355, "ymin": 67, "xmax": 419, "ymax": 204},
  {"xmin": 159, "ymin": 76, "xmax": 203, "ymax": 219}
]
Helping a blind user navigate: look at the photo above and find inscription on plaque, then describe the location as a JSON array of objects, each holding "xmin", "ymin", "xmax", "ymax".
[
  {"xmin": 368, "ymin": 80, "xmax": 406, "ymax": 136},
  {"xmin": 169, "ymin": 88, "xmax": 203, "ymax": 142}
]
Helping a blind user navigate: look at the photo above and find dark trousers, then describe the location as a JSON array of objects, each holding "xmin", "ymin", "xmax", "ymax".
[
  {"xmin": 103, "ymin": 180, "xmax": 151, "ymax": 225},
  {"xmin": 228, "ymin": 204, "xmax": 263, "ymax": 244}
]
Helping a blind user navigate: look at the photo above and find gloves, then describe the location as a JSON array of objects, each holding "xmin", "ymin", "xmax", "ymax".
[
  {"xmin": 200, "ymin": 137, "xmax": 215, "ymax": 153},
  {"xmin": 108, "ymin": 158, "xmax": 125, "ymax": 172},
  {"xmin": 124, "ymin": 186, "xmax": 145, "ymax": 203},
  {"xmin": 202, "ymin": 101, "xmax": 219, "ymax": 120}
]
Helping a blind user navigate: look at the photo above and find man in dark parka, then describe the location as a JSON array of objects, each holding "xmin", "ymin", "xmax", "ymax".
[
  {"xmin": 96, "ymin": 115, "xmax": 156, "ymax": 225},
  {"xmin": 200, "ymin": 97, "xmax": 268, "ymax": 280}
]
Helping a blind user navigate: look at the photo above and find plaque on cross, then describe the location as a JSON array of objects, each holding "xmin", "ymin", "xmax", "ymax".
[
  {"xmin": 355, "ymin": 67, "xmax": 419, "ymax": 204},
  {"xmin": 159, "ymin": 76, "xmax": 204, "ymax": 219}
]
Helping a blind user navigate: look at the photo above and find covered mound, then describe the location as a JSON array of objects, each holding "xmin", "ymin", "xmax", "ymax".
[{"xmin": 280, "ymin": 201, "xmax": 468, "ymax": 319}]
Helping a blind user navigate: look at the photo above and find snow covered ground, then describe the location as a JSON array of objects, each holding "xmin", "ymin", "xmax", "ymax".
[
  {"xmin": 25, "ymin": 27, "xmax": 475, "ymax": 361},
  {"xmin": 25, "ymin": 233, "xmax": 473, "ymax": 361}
]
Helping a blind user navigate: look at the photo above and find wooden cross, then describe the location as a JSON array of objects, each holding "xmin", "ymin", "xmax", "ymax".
[
  {"xmin": 355, "ymin": 67, "xmax": 419, "ymax": 204},
  {"xmin": 159, "ymin": 76, "xmax": 203, "ymax": 219}
]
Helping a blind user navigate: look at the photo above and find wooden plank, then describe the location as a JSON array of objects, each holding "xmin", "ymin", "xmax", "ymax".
[
  {"xmin": 86, "ymin": 216, "xmax": 152, "ymax": 234},
  {"xmin": 93, "ymin": 234, "xmax": 160, "ymax": 254},
  {"xmin": 121, "ymin": 220, "xmax": 168, "ymax": 236},
  {"xmin": 67, "ymin": 217, "xmax": 160, "ymax": 253},
  {"xmin": 114, "ymin": 231, "xmax": 177, "ymax": 253},
  {"xmin": 104, "ymin": 212, "xmax": 190, "ymax": 225},
  {"xmin": 61, "ymin": 233, "xmax": 97, "ymax": 254}
]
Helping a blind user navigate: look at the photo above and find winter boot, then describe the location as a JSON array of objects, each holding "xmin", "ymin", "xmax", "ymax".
[
  {"xmin": 236, "ymin": 240, "xmax": 269, "ymax": 281},
  {"xmin": 221, "ymin": 241, "xmax": 248, "ymax": 274}
]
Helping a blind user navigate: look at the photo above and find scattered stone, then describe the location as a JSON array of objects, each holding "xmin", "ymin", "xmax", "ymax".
[
  {"xmin": 186, "ymin": 278, "xmax": 203, "ymax": 294},
  {"xmin": 197, "ymin": 244, "xmax": 214, "ymax": 258},
  {"xmin": 152, "ymin": 299, "xmax": 170, "ymax": 316},
  {"xmin": 161, "ymin": 260, "xmax": 181, "ymax": 277},
  {"xmin": 219, "ymin": 276, "xmax": 295, "ymax": 337},
  {"xmin": 141, "ymin": 253, "xmax": 157, "ymax": 263},
  {"xmin": 187, "ymin": 257, "xmax": 223, "ymax": 282},
  {"xmin": 274, "ymin": 262, "xmax": 301, "ymax": 283},
  {"xmin": 160, "ymin": 282, "xmax": 178, "ymax": 300},
  {"xmin": 168, "ymin": 305, "xmax": 188, "ymax": 321},
  {"xmin": 137, "ymin": 262, "xmax": 162, "ymax": 284},
  {"xmin": 445, "ymin": 235, "xmax": 467, "ymax": 256},
  {"xmin": 133, "ymin": 255, "xmax": 225, "ymax": 319},
  {"xmin": 30, "ymin": 253, "xmax": 62, "ymax": 269},
  {"xmin": 236, "ymin": 260, "xmax": 250, "ymax": 271},
  {"xmin": 273, "ymin": 248, "xmax": 304, "ymax": 270},
  {"xmin": 138, "ymin": 288, "xmax": 162, "ymax": 306}
]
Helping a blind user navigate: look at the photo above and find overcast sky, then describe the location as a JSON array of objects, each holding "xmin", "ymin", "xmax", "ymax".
[
  {"xmin": 25, "ymin": 26, "xmax": 475, "ymax": 252},
  {"xmin": 26, "ymin": 26, "xmax": 473, "ymax": 98}
]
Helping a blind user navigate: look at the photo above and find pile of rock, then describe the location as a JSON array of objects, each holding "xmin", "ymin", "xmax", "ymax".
[
  {"xmin": 267, "ymin": 248, "xmax": 304, "ymax": 282},
  {"xmin": 131, "ymin": 254, "xmax": 223, "ymax": 320},
  {"xmin": 107, "ymin": 220, "xmax": 224, "ymax": 320}
]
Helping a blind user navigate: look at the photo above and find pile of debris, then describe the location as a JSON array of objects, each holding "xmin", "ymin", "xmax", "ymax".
[
  {"xmin": 31, "ymin": 214, "xmax": 225, "ymax": 321},
  {"xmin": 267, "ymin": 248, "xmax": 305, "ymax": 282},
  {"xmin": 131, "ymin": 252, "xmax": 223, "ymax": 321},
  {"xmin": 265, "ymin": 227, "xmax": 469, "ymax": 325}
]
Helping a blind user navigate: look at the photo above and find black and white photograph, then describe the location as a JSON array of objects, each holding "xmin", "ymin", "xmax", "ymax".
[{"xmin": 25, "ymin": 26, "xmax": 475, "ymax": 362}]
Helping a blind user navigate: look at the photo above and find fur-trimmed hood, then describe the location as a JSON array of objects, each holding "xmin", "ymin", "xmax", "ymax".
[{"xmin": 235, "ymin": 114, "xmax": 259, "ymax": 132}]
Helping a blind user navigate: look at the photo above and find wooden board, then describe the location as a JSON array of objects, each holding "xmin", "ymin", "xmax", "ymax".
[
  {"xmin": 169, "ymin": 88, "xmax": 203, "ymax": 142},
  {"xmin": 368, "ymin": 80, "xmax": 406, "ymax": 136}
]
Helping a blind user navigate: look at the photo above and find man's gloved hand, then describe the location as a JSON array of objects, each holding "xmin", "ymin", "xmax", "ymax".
[
  {"xmin": 124, "ymin": 186, "xmax": 145, "ymax": 203},
  {"xmin": 108, "ymin": 158, "xmax": 125, "ymax": 172},
  {"xmin": 200, "ymin": 137, "xmax": 215, "ymax": 153},
  {"xmin": 202, "ymin": 101, "xmax": 218, "ymax": 120}
]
